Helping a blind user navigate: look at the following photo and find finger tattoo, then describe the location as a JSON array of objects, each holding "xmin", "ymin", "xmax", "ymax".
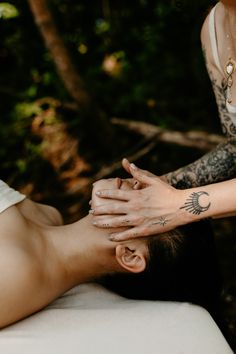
[{"xmin": 121, "ymin": 219, "xmax": 131, "ymax": 224}]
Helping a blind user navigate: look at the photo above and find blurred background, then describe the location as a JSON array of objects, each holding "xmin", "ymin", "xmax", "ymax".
[{"xmin": 0, "ymin": 0, "xmax": 235, "ymax": 350}]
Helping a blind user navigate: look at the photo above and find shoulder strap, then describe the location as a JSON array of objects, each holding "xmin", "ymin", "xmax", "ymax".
[{"xmin": 208, "ymin": 5, "xmax": 224, "ymax": 75}]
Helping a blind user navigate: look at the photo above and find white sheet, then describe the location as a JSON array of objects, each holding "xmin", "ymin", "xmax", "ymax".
[{"xmin": 0, "ymin": 283, "xmax": 233, "ymax": 354}]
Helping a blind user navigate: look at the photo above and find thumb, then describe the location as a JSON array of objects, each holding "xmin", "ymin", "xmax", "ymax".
[
  {"xmin": 122, "ymin": 158, "xmax": 132, "ymax": 174},
  {"xmin": 129, "ymin": 163, "xmax": 155, "ymax": 186}
]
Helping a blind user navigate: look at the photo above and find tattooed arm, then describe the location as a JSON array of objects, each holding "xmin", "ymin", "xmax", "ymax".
[
  {"xmin": 163, "ymin": 18, "xmax": 236, "ymax": 189},
  {"xmin": 164, "ymin": 70, "xmax": 236, "ymax": 188},
  {"xmin": 92, "ymin": 161, "xmax": 236, "ymax": 241},
  {"xmin": 164, "ymin": 138, "xmax": 236, "ymax": 188}
]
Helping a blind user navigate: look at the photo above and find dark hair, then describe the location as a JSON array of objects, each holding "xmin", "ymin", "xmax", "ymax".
[{"xmin": 99, "ymin": 220, "xmax": 222, "ymax": 317}]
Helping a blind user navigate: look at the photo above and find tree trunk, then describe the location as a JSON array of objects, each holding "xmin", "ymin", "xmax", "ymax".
[
  {"xmin": 27, "ymin": 0, "xmax": 91, "ymax": 108},
  {"xmin": 27, "ymin": 0, "xmax": 114, "ymax": 157}
]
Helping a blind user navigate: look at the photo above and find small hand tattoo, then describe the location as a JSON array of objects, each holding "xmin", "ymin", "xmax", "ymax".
[
  {"xmin": 152, "ymin": 216, "xmax": 169, "ymax": 227},
  {"xmin": 180, "ymin": 191, "xmax": 211, "ymax": 215},
  {"xmin": 121, "ymin": 219, "xmax": 131, "ymax": 225}
]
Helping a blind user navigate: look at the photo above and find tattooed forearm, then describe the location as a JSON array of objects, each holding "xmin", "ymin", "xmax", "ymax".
[
  {"xmin": 180, "ymin": 191, "xmax": 211, "ymax": 215},
  {"xmin": 165, "ymin": 138, "xmax": 236, "ymax": 188},
  {"xmin": 165, "ymin": 45, "xmax": 236, "ymax": 189}
]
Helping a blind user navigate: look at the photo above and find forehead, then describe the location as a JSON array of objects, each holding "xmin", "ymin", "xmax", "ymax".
[
  {"xmin": 93, "ymin": 178, "xmax": 120, "ymax": 191},
  {"xmin": 93, "ymin": 178, "xmax": 132, "ymax": 191},
  {"xmin": 91, "ymin": 178, "xmax": 133, "ymax": 209}
]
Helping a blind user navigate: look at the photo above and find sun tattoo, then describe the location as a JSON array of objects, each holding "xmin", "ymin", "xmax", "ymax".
[
  {"xmin": 180, "ymin": 191, "xmax": 211, "ymax": 215},
  {"xmin": 152, "ymin": 216, "xmax": 169, "ymax": 227}
]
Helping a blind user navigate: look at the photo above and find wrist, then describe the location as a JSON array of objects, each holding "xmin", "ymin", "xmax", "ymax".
[
  {"xmin": 177, "ymin": 187, "xmax": 211, "ymax": 224},
  {"xmin": 172, "ymin": 189, "xmax": 193, "ymax": 227}
]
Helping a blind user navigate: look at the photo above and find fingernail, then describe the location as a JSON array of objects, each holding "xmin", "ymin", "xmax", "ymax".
[
  {"xmin": 109, "ymin": 234, "xmax": 116, "ymax": 241},
  {"xmin": 89, "ymin": 209, "xmax": 95, "ymax": 214},
  {"xmin": 109, "ymin": 235, "xmax": 116, "ymax": 241},
  {"xmin": 92, "ymin": 221, "xmax": 97, "ymax": 225},
  {"xmin": 96, "ymin": 191, "xmax": 101, "ymax": 196},
  {"xmin": 130, "ymin": 163, "xmax": 137, "ymax": 170}
]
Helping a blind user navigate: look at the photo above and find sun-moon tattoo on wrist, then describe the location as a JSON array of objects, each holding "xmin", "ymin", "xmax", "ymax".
[{"xmin": 180, "ymin": 191, "xmax": 211, "ymax": 215}]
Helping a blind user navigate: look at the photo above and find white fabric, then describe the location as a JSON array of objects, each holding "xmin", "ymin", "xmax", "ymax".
[
  {"xmin": 226, "ymin": 99, "xmax": 236, "ymax": 115},
  {"xmin": 0, "ymin": 180, "xmax": 26, "ymax": 213},
  {"xmin": 0, "ymin": 283, "xmax": 233, "ymax": 354},
  {"xmin": 208, "ymin": 4, "xmax": 236, "ymax": 119},
  {"xmin": 208, "ymin": 4, "xmax": 224, "ymax": 76}
]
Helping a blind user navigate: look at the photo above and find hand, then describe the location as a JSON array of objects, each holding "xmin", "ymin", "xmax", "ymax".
[
  {"xmin": 121, "ymin": 158, "xmax": 157, "ymax": 189},
  {"xmin": 91, "ymin": 159, "xmax": 184, "ymax": 241}
]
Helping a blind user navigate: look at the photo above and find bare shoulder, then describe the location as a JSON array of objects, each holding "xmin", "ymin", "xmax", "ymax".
[
  {"xmin": 17, "ymin": 198, "xmax": 63, "ymax": 226},
  {"xmin": 0, "ymin": 247, "xmax": 44, "ymax": 328}
]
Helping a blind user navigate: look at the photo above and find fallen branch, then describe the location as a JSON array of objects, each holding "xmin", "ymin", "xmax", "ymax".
[
  {"xmin": 111, "ymin": 118, "xmax": 224, "ymax": 151},
  {"xmin": 66, "ymin": 138, "xmax": 157, "ymax": 195},
  {"xmin": 65, "ymin": 118, "xmax": 225, "ymax": 195}
]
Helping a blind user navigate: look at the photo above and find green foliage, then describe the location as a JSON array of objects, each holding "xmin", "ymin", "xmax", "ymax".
[
  {"xmin": 0, "ymin": 0, "xmax": 218, "ymax": 180},
  {"xmin": 0, "ymin": 3, "xmax": 19, "ymax": 19}
]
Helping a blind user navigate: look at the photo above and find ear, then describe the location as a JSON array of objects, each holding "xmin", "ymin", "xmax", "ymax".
[{"xmin": 115, "ymin": 242, "xmax": 147, "ymax": 274}]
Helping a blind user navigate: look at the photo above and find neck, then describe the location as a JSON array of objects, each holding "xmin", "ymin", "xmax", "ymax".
[{"xmin": 44, "ymin": 215, "xmax": 119, "ymax": 289}]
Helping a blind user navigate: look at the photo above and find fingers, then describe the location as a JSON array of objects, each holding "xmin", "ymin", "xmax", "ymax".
[
  {"xmin": 95, "ymin": 188, "xmax": 133, "ymax": 201},
  {"xmin": 122, "ymin": 158, "xmax": 157, "ymax": 188},
  {"xmin": 122, "ymin": 158, "xmax": 131, "ymax": 174},
  {"xmin": 133, "ymin": 180, "xmax": 142, "ymax": 190},
  {"xmin": 90, "ymin": 202, "xmax": 129, "ymax": 215},
  {"xmin": 109, "ymin": 224, "xmax": 158, "ymax": 242},
  {"xmin": 92, "ymin": 215, "xmax": 138, "ymax": 228},
  {"xmin": 128, "ymin": 163, "xmax": 155, "ymax": 186}
]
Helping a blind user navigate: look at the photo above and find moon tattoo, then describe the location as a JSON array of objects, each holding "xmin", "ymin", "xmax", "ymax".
[{"xmin": 180, "ymin": 191, "xmax": 211, "ymax": 215}]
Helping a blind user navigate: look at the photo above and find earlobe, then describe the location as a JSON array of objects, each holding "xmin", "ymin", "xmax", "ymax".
[{"xmin": 115, "ymin": 244, "xmax": 147, "ymax": 274}]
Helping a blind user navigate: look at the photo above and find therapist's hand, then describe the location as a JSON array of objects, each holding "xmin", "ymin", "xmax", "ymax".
[{"xmin": 91, "ymin": 159, "xmax": 186, "ymax": 241}]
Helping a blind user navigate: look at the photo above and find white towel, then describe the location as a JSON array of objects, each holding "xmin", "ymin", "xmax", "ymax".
[
  {"xmin": 0, "ymin": 180, "xmax": 26, "ymax": 213},
  {"xmin": 0, "ymin": 283, "xmax": 233, "ymax": 354}
]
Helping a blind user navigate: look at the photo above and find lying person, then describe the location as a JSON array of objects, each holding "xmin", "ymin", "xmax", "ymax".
[{"xmin": 0, "ymin": 178, "xmax": 220, "ymax": 328}]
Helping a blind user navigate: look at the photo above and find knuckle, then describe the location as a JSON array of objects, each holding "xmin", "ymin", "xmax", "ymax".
[
  {"xmin": 131, "ymin": 202, "xmax": 141, "ymax": 212},
  {"xmin": 132, "ymin": 231, "xmax": 140, "ymax": 238},
  {"xmin": 120, "ymin": 218, "xmax": 131, "ymax": 226},
  {"xmin": 136, "ymin": 215, "xmax": 144, "ymax": 225}
]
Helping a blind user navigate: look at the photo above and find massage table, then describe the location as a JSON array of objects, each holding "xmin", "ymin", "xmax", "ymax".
[{"xmin": 0, "ymin": 283, "xmax": 233, "ymax": 354}]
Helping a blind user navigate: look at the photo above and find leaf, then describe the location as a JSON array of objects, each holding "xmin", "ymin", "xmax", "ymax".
[{"xmin": 0, "ymin": 3, "xmax": 19, "ymax": 19}]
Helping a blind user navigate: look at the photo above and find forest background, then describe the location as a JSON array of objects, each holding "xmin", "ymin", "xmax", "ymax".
[{"xmin": 0, "ymin": 0, "xmax": 235, "ymax": 350}]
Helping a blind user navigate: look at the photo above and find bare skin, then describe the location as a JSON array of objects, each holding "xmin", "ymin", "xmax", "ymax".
[
  {"xmin": 91, "ymin": 1, "xmax": 236, "ymax": 239},
  {"xmin": 0, "ymin": 179, "xmax": 147, "ymax": 328},
  {"xmin": 92, "ymin": 160, "xmax": 236, "ymax": 241}
]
